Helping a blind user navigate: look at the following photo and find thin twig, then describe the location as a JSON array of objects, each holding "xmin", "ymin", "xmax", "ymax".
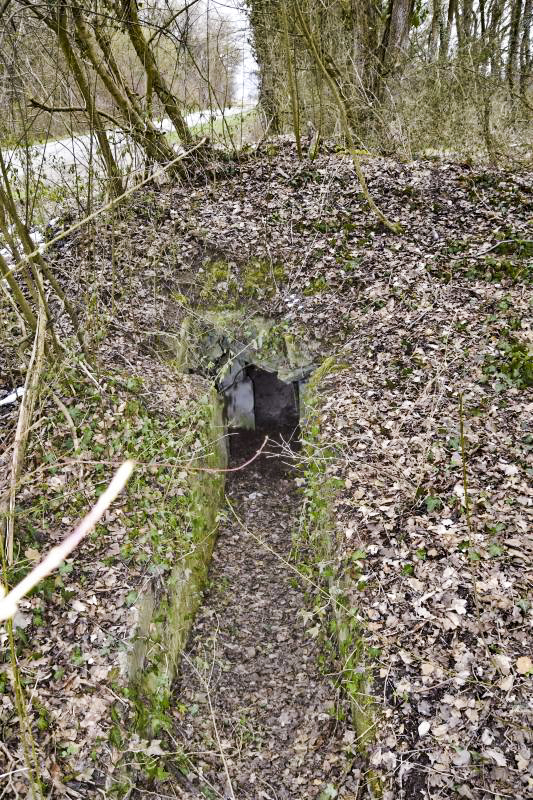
[
  {"xmin": 59, "ymin": 435, "xmax": 269, "ymax": 474},
  {"xmin": 28, "ymin": 98, "xmax": 123, "ymax": 129},
  {"xmin": 51, "ymin": 392, "xmax": 83, "ymax": 485},
  {"xmin": 0, "ymin": 461, "xmax": 134, "ymax": 621},
  {"xmin": 5, "ymin": 284, "xmax": 46, "ymax": 563},
  {"xmin": 447, "ymin": 239, "xmax": 532, "ymax": 260},
  {"xmin": 459, "ymin": 393, "xmax": 489, "ymax": 655},
  {"xmin": 459, "ymin": 393, "xmax": 473, "ymax": 531},
  {"xmin": 6, "ymin": 137, "xmax": 208, "ymax": 284},
  {"xmin": 182, "ymin": 644, "xmax": 236, "ymax": 800}
]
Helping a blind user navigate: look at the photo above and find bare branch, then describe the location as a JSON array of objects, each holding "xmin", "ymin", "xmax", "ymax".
[{"xmin": 28, "ymin": 98, "xmax": 124, "ymax": 129}]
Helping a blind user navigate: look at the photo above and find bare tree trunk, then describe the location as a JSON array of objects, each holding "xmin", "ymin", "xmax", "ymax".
[
  {"xmin": 293, "ymin": 0, "xmax": 401, "ymax": 234},
  {"xmin": 0, "ymin": 249, "xmax": 38, "ymax": 334},
  {"xmin": 429, "ymin": 0, "xmax": 443, "ymax": 60},
  {"xmin": 455, "ymin": 0, "xmax": 465, "ymax": 48},
  {"xmin": 0, "ymin": 148, "xmax": 86, "ymax": 356},
  {"xmin": 280, "ymin": 1, "xmax": 302, "ymax": 158},
  {"xmin": 360, "ymin": 3, "xmax": 381, "ymax": 101},
  {"xmin": 461, "ymin": 0, "xmax": 475, "ymax": 41},
  {"xmin": 440, "ymin": 0, "xmax": 456, "ymax": 60},
  {"xmin": 20, "ymin": 0, "xmax": 182, "ymax": 170},
  {"xmin": 337, "ymin": 0, "xmax": 381, "ymax": 106},
  {"xmin": 0, "ymin": 194, "xmax": 39, "ymax": 307},
  {"xmin": 257, "ymin": 12, "xmax": 281, "ymax": 132},
  {"xmin": 507, "ymin": 0, "xmax": 524, "ymax": 95},
  {"xmin": 35, "ymin": 1, "xmax": 125, "ymax": 198},
  {"xmin": 5, "ymin": 282, "xmax": 46, "ymax": 564},
  {"xmin": 92, "ymin": 19, "xmax": 147, "ymax": 116},
  {"xmin": 479, "ymin": 0, "xmax": 487, "ymax": 34},
  {"xmin": 389, "ymin": 0, "xmax": 414, "ymax": 54},
  {"xmin": 376, "ymin": 0, "xmax": 413, "ymax": 100},
  {"xmin": 70, "ymin": 5, "xmax": 181, "ymax": 168},
  {"xmin": 115, "ymin": 0, "xmax": 193, "ymax": 146},
  {"xmin": 488, "ymin": 0, "xmax": 506, "ymax": 77},
  {"xmin": 519, "ymin": 0, "xmax": 532, "ymax": 97}
]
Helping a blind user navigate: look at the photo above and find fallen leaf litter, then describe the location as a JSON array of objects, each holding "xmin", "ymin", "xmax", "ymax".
[{"xmin": 1, "ymin": 138, "xmax": 531, "ymax": 799}]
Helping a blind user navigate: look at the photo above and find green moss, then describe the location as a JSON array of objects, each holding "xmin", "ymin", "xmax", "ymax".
[
  {"xmin": 199, "ymin": 258, "xmax": 286, "ymax": 309},
  {"xmin": 4, "ymin": 358, "xmax": 228, "ymax": 788},
  {"xmin": 189, "ymin": 312, "xmax": 313, "ymax": 385},
  {"xmin": 303, "ymin": 276, "xmax": 329, "ymax": 295},
  {"xmin": 198, "ymin": 260, "xmax": 238, "ymax": 310},
  {"xmin": 242, "ymin": 258, "xmax": 286, "ymax": 296},
  {"xmin": 297, "ymin": 356, "xmax": 382, "ymax": 798},
  {"xmin": 118, "ymin": 391, "xmax": 227, "ymax": 778},
  {"xmin": 443, "ymin": 254, "xmax": 532, "ymax": 285}
]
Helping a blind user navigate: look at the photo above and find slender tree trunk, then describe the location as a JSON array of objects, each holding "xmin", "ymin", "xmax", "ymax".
[
  {"xmin": 0, "ymin": 186, "xmax": 86, "ymax": 356},
  {"xmin": 488, "ymin": 0, "xmax": 505, "ymax": 77},
  {"xmin": 462, "ymin": 0, "xmax": 475, "ymax": 40},
  {"xmin": 0, "ymin": 249, "xmax": 38, "ymax": 334},
  {"xmin": 0, "ymin": 148, "xmax": 86, "ymax": 357},
  {"xmin": 115, "ymin": 0, "xmax": 193, "ymax": 145},
  {"xmin": 440, "ymin": 0, "xmax": 456, "ymax": 59},
  {"xmin": 480, "ymin": 0, "xmax": 486, "ymax": 34},
  {"xmin": 429, "ymin": 0, "xmax": 443, "ymax": 60},
  {"xmin": 280, "ymin": 2, "xmax": 302, "ymax": 158},
  {"xmin": 376, "ymin": 0, "xmax": 413, "ymax": 99},
  {"xmin": 360, "ymin": 2, "xmax": 381, "ymax": 100},
  {"xmin": 92, "ymin": 20, "xmax": 146, "ymax": 115},
  {"xmin": 45, "ymin": 3, "xmax": 124, "ymax": 197},
  {"xmin": 507, "ymin": 0, "xmax": 524, "ymax": 95},
  {"xmin": 519, "ymin": 0, "xmax": 532, "ymax": 97},
  {"xmin": 0, "ymin": 193, "xmax": 39, "ymax": 307},
  {"xmin": 293, "ymin": 1, "xmax": 401, "ymax": 234},
  {"xmin": 71, "ymin": 5, "xmax": 181, "ymax": 168},
  {"xmin": 455, "ymin": 0, "xmax": 465, "ymax": 47}
]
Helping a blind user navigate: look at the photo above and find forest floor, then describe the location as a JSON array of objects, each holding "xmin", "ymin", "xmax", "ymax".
[
  {"xmin": 1, "ymin": 138, "xmax": 532, "ymax": 799},
  {"xmin": 141, "ymin": 430, "xmax": 362, "ymax": 800}
]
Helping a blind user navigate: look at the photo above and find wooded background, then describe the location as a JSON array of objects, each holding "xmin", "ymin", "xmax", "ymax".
[
  {"xmin": 246, "ymin": 0, "xmax": 531, "ymax": 161},
  {"xmin": 0, "ymin": 0, "xmax": 239, "ymax": 146},
  {"xmin": 0, "ymin": 0, "xmax": 531, "ymax": 362}
]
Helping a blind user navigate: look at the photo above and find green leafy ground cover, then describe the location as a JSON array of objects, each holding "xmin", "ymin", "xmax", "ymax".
[
  {"xmin": 0, "ymin": 354, "xmax": 226, "ymax": 795},
  {"xmin": 1, "ymin": 139, "xmax": 531, "ymax": 799}
]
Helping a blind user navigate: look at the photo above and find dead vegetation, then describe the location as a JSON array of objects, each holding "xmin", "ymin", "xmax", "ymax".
[{"xmin": 1, "ymin": 134, "xmax": 531, "ymax": 797}]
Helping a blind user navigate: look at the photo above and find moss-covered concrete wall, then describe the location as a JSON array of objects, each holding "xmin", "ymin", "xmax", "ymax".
[
  {"xmin": 298, "ymin": 358, "xmax": 382, "ymax": 798},
  {"xmin": 128, "ymin": 392, "xmax": 227, "ymax": 704},
  {"xmin": 3, "ymin": 359, "xmax": 229, "ymax": 792}
]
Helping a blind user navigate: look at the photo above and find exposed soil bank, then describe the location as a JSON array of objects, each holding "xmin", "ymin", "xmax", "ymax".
[{"xmin": 150, "ymin": 429, "xmax": 361, "ymax": 799}]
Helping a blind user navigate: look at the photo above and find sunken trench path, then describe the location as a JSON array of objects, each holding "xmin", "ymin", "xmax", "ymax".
[{"xmin": 159, "ymin": 430, "xmax": 361, "ymax": 799}]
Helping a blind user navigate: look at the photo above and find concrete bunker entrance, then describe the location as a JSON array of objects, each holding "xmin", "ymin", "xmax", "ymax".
[
  {"xmin": 220, "ymin": 363, "xmax": 301, "ymax": 438},
  {"xmin": 192, "ymin": 315, "xmax": 314, "ymax": 449}
]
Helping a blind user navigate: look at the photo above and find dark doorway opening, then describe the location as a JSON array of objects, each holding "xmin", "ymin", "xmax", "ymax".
[
  {"xmin": 247, "ymin": 366, "xmax": 300, "ymax": 432},
  {"xmin": 219, "ymin": 363, "xmax": 302, "ymax": 461}
]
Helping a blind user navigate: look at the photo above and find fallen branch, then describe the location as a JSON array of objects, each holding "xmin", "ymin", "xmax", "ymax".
[
  {"xmin": 0, "ymin": 461, "xmax": 134, "ymax": 622},
  {"xmin": 51, "ymin": 392, "xmax": 83, "ymax": 486},
  {"xmin": 7, "ymin": 137, "xmax": 208, "ymax": 284},
  {"xmin": 447, "ymin": 239, "xmax": 532, "ymax": 260},
  {"xmin": 59, "ymin": 435, "xmax": 270, "ymax": 474},
  {"xmin": 182, "ymin": 644, "xmax": 236, "ymax": 800}
]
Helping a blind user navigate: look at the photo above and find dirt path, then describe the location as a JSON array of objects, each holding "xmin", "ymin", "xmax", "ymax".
[{"xmin": 164, "ymin": 430, "xmax": 360, "ymax": 800}]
